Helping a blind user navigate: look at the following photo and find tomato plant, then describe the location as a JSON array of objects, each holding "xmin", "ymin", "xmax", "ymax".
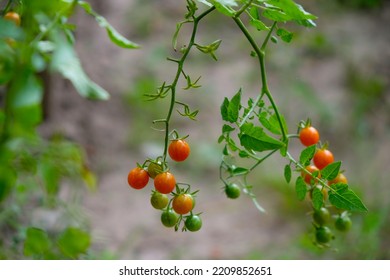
[
  {"xmin": 123, "ymin": 0, "xmax": 368, "ymax": 249},
  {"xmin": 161, "ymin": 210, "xmax": 179, "ymax": 228}
]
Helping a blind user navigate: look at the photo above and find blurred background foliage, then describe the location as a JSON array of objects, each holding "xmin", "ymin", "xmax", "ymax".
[{"xmin": 1, "ymin": 0, "xmax": 389, "ymax": 259}]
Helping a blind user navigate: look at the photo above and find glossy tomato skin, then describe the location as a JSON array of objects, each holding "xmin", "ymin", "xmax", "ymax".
[
  {"xmin": 168, "ymin": 139, "xmax": 190, "ymax": 162},
  {"xmin": 127, "ymin": 167, "xmax": 149, "ymax": 189},
  {"xmin": 172, "ymin": 194, "xmax": 194, "ymax": 215},
  {"xmin": 225, "ymin": 183, "xmax": 240, "ymax": 199},
  {"xmin": 154, "ymin": 172, "xmax": 176, "ymax": 194},
  {"xmin": 185, "ymin": 215, "xmax": 202, "ymax": 232},
  {"xmin": 335, "ymin": 214, "xmax": 352, "ymax": 232},
  {"xmin": 313, "ymin": 149, "xmax": 334, "ymax": 170},
  {"xmin": 161, "ymin": 210, "xmax": 178, "ymax": 228},
  {"xmin": 299, "ymin": 126, "xmax": 320, "ymax": 147},
  {"xmin": 313, "ymin": 207, "xmax": 330, "ymax": 226},
  {"xmin": 301, "ymin": 165, "xmax": 321, "ymax": 185},
  {"xmin": 315, "ymin": 226, "xmax": 333, "ymax": 244},
  {"xmin": 150, "ymin": 191, "xmax": 169, "ymax": 210},
  {"xmin": 4, "ymin": 12, "xmax": 21, "ymax": 26}
]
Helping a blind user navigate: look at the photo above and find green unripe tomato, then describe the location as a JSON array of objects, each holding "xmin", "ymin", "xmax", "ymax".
[
  {"xmin": 150, "ymin": 191, "xmax": 169, "ymax": 210},
  {"xmin": 315, "ymin": 226, "xmax": 333, "ymax": 244},
  {"xmin": 225, "ymin": 183, "xmax": 240, "ymax": 199},
  {"xmin": 312, "ymin": 207, "xmax": 330, "ymax": 226},
  {"xmin": 335, "ymin": 214, "xmax": 352, "ymax": 232},
  {"xmin": 147, "ymin": 161, "xmax": 163, "ymax": 179},
  {"xmin": 185, "ymin": 215, "xmax": 202, "ymax": 232},
  {"xmin": 161, "ymin": 210, "xmax": 178, "ymax": 228}
]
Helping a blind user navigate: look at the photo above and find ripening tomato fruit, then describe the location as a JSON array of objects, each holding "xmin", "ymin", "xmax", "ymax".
[
  {"xmin": 154, "ymin": 172, "xmax": 176, "ymax": 194},
  {"xmin": 168, "ymin": 139, "xmax": 190, "ymax": 162},
  {"xmin": 301, "ymin": 165, "xmax": 321, "ymax": 185},
  {"xmin": 313, "ymin": 149, "xmax": 334, "ymax": 170},
  {"xmin": 315, "ymin": 226, "xmax": 333, "ymax": 244},
  {"xmin": 4, "ymin": 11, "xmax": 21, "ymax": 26},
  {"xmin": 150, "ymin": 191, "xmax": 169, "ymax": 210},
  {"xmin": 185, "ymin": 215, "xmax": 202, "ymax": 232},
  {"xmin": 127, "ymin": 167, "xmax": 149, "ymax": 189},
  {"xmin": 172, "ymin": 193, "xmax": 194, "ymax": 215},
  {"xmin": 328, "ymin": 173, "xmax": 348, "ymax": 185},
  {"xmin": 161, "ymin": 210, "xmax": 178, "ymax": 228},
  {"xmin": 299, "ymin": 126, "xmax": 320, "ymax": 147},
  {"xmin": 225, "ymin": 183, "xmax": 240, "ymax": 199},
  {"xmin": 147, "ymin": 161, "xmax": 163, "ymax": 179}
]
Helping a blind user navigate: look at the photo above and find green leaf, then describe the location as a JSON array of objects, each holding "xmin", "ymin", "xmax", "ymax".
[
  {"xmin": 24, "ymin": 228, "xmax": 51, "ymax": 257},
  {"xmin": 51, "ymin": 35, "xmax": 109, "ymax": 100},
  {"xmin": 222, "ymin": 124, "xmax": 235, "ymax": 133},
  {"xmin": 78, "ymin": 1, "xmax": 139, "ymax": 49},
  {"xmin": 321, "ymin": 161, "xmax": 341, "ymax": 180},
  {"xmin": 239, "ymin": 123, "xmax": 285, "ymax": 152},
  {"xmin": 284, "ymin": 164, "xmax": 291, "ymax": 183},
  {"xmin": 299, "ymin": 144, "xmax": 316, "ymax": 166},
  {"xmin": 276, "ymin": 28, "xmax": 293, "ymax": 43},
  {"xmin": 329, "ymin": 183, "xmax": 368, "ymax": 212},
  {"xmin": 196, "ymin": 0, "xmax": 212, "ymax": 7},
  {"xmin": 39, "ymin": 161, "xmax": 61, "ymax": 195},
  {"xmin": 249, "ymin": 18, "xmax": 270, "ymax": 31},
  {"xmin": 295, "ymin": 176, "xmax": 307, "ymax": 201},
  {"xmin": 312, "ymin": 187, "xmax": 324, "ymax": 210},
  {"xmin": 0, "ymin": 166, "xmax": 16, "ymax": 203},
  {"xmin": 212, "ymin": 1, "xmax": 236, "ymax": 16},
  {"xmin": 231, "ymin": 167, "xmax": 249, "ymax": 176},
  {"xmin": 259, "ymin": 112, "xmax": 286, "ymax": 135},
  {"xmin": 220, "ymin": 89, "xmax": 241, "ymax": 123},
  {"xmin": 263, "ymin": 8, "xmax": 291, "ymax": 22},
  {"xmin": 266, "ymin": 0, "xmax": 317, "ymax": 20},
  {"xmin": 58, "ymin": 227, "xmax": 91, "ymax": 259}
]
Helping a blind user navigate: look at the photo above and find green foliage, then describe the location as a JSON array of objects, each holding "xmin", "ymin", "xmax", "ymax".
[{"xmin": 0, "ymin": 0, "xmax": 136, "ymax": 259}]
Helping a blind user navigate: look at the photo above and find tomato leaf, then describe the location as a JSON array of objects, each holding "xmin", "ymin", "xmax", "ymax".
[
  {"xmin": 284, "ymin": 164, "xmax": 292, "ymax": 183},
  {"xmin": 231, "ymin": 167, "xmax": 249, "ymax": 176},
  {"xmin": 51, "ymin": 35, "xmax": 109, "ymax": 100},
  {"xmin": 23, "ymin": 228, "xmax": 51, "ymax": 257},
  {"xmin": 221, "ymin": 89, "xmax": 241, "ymax": 123},
  {"xmin": 321, "ymin": 161, "xmax": 341, "ymax": 181},
  {"xmin": 222, "ymin": 124, "xmax": 235, "ymax": 133},
  {"xmin": 312, "ymin": 187, "xmax": 324, "ymax": 210},
  {"xmin": 266, "ymin": 0, "xmax": 317, "ymax": 20},
  {"xmin": 78, "ymin": 1, "xmax": 139, "ymax": 49},
  {"xmin": 239, "ymin": 123, "xmax": 285, "ymax": 152},
  {"xmin": 276, "ymin": 28, "xmax": 294, "ymax": 43},
  {"xmin": 295, "ymin": 176, "xmax": 307, "ymax": 201},
  {"xmin": 329, "ymin": 183, "xmax": 368, "ymax": 212},
  {"xmin": 249, "ymin": 18, "xmax": 270, "ymax": 31},
  {"xmin": 299, "ymin": 144, "xmax": 316, "ymax": 166},
  {"xmin": 57, "ymin": 227, "xmax": 91, "ymax": 259}
]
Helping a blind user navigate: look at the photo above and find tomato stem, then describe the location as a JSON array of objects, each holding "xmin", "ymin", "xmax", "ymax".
[{"xmin": 162, "ymin": 6, "xmax": 215, "ymax": 163}]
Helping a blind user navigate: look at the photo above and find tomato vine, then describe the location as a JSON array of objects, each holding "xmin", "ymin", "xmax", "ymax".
[{"xmin": 128, "ymin": 0, "xmax": 368, "ymax": 248}]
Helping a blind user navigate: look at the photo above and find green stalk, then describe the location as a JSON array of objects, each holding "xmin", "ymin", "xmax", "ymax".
[
  {"xmin": 162, "ymin": 6, "xmax": 215, "ymax": 162},
  {"xmin": 233, "ymin": 18, "xmax": 287, "ymax": 143}
]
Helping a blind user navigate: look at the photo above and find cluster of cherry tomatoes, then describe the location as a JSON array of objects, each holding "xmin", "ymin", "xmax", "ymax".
[
  {"xmin": 299, "ymin": 123, "xmax": 352, "ymax": 247},
  {"xmin": 127, "ymin": 139, "xmax": 202, "ymax": 232}
]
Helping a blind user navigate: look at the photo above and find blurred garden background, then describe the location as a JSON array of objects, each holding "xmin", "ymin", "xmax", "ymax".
[{"xmin": 1, "ymin": 0, "xmax": 389, "ymax": 259}]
